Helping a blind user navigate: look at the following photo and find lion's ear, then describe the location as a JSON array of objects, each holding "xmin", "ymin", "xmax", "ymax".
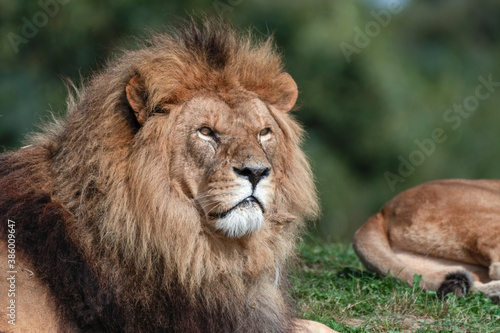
[
  {"xmin": 126, "ymin": 74, "xmax": 148, "ymax": 125},
  {"xmin": 275, "ymin": 72, "xmax": 298, "ymax": 112}
]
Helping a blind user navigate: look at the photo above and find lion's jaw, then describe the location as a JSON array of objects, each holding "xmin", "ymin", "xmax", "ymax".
[
  {"xmin": 210, "ymin": 176, "xmax": 270, "ymax": 238},
  {"xmin": 177, "ymin": 95, "xmax": 278, "ymax": 238}
]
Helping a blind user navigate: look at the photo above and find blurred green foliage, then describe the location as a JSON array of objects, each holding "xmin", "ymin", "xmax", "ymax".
[{"xmin": 1, "ymin": 0, "xmax": 500, "ymax": 241}]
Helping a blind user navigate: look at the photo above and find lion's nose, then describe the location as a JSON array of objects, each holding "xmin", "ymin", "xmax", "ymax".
[{"xmin": 233, "ymin": 166, "xmax": 271, "ymax": 188}]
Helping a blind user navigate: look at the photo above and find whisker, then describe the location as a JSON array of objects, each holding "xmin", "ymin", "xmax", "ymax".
[
  {"xmin": 194, "ymin": 189, "xmax": 213, "ymax": 199},
  {"xmin": 196, "ymin": 194, "xmax": 215, "ymax": 201},
  {"xmin": 198, "ymin": 198, "xmax": 217, "ymax": 207},
  {"xmin": 196, "ymin": 198, "xmax": 214, "ymax": 206},
  {"xmin": 207, "ymin": 203, "xmax": 222, "ymax": 216},
  {"xmin": 195, "ymin": 193, "xmax": 213, "ymax": 200},
  {"xmin": 200, "ymin": 201, "xmax": 217, "ymax": 211}
]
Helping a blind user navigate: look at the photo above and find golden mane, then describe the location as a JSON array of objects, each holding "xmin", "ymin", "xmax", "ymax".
[{"xmin": 1, "ymin": 17, "xmax": 321, "ymax": 332}]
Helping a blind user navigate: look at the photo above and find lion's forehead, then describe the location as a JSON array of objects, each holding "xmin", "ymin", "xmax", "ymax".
[{"xmin": 182, "ymin": 96, "xmax": 273, "ymax": 132}]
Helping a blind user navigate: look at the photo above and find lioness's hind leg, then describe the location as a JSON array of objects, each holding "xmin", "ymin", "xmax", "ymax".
[{"xmin": 489, "ymin": 262, "xmax": 500, "ymax": 280}]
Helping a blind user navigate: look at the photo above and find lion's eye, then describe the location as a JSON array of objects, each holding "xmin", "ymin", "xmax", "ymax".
[
  {"xmin": 153, "ymin": 106, "xmax": 165, "ymax": 114},
  {"xmin": 259, "ymin": 128, "xmax": 271, "ymax": 137},
  {"xmin": 199, "ymin": 127, "xmax": 215, "ymax": 137}
]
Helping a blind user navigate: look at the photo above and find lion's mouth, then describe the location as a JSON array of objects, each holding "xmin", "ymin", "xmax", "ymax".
[{"xmin": 209, "ymin": 196, "xmax": 264, "ymax": 219}]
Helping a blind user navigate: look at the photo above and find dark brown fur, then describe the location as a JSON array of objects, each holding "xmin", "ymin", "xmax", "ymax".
[{"xmin": 437, "ymin": 271, "xmax": 473, "ymax": 299}]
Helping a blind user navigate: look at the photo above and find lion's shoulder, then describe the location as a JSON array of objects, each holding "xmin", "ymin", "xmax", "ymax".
[{"xmin": 0, "ymin": 239, "xmax": 60, "ymax": 332}]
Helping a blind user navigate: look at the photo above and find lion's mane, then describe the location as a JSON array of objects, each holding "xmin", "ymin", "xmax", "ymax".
[{"xmin": 0, "ymin": 18, "xmax": 318, "ymax": 332}]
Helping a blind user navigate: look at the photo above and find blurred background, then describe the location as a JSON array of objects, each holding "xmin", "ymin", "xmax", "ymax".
[{"xmin": 1, "ymin": 0, "xmax": 499, "ymax": 241}]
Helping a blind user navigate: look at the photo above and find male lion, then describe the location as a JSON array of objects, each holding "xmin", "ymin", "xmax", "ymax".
[
  {"xmin": 354, "ymin": 179, "xmax": 500, "ymax": 303},
  {"xmin": 0, "ymin": 19, "xmax": 336, "ymax": 332}
]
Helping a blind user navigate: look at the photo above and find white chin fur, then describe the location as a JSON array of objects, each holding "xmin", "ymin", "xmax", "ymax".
[{"xmin": 214, "ymin": 206, "xmax": 264, "ymax": 238}]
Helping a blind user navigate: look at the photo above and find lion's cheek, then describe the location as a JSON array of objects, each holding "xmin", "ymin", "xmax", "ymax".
[{"xmin": 170, "ymin": 143, "xmax": 215, "ymax": 197}]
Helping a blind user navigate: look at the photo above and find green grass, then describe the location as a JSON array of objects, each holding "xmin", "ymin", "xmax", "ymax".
[{"xmin": 292, "ymin": 237, "xmax": 500, "ymax": 332}]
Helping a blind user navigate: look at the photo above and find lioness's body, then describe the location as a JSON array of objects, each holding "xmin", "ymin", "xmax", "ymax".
[{"xmin": 354, "ymin": 179, "xmax": 500, "ymax": 301}]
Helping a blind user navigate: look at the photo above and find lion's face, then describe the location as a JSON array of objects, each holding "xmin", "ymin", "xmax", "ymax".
[
  {"xmin": 123, "ymin": 48, "xmax": 310, "ymax": 241},
  {"xmin": 172, "ymin": 95, "xmax": 280, "ymax": 238}
]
